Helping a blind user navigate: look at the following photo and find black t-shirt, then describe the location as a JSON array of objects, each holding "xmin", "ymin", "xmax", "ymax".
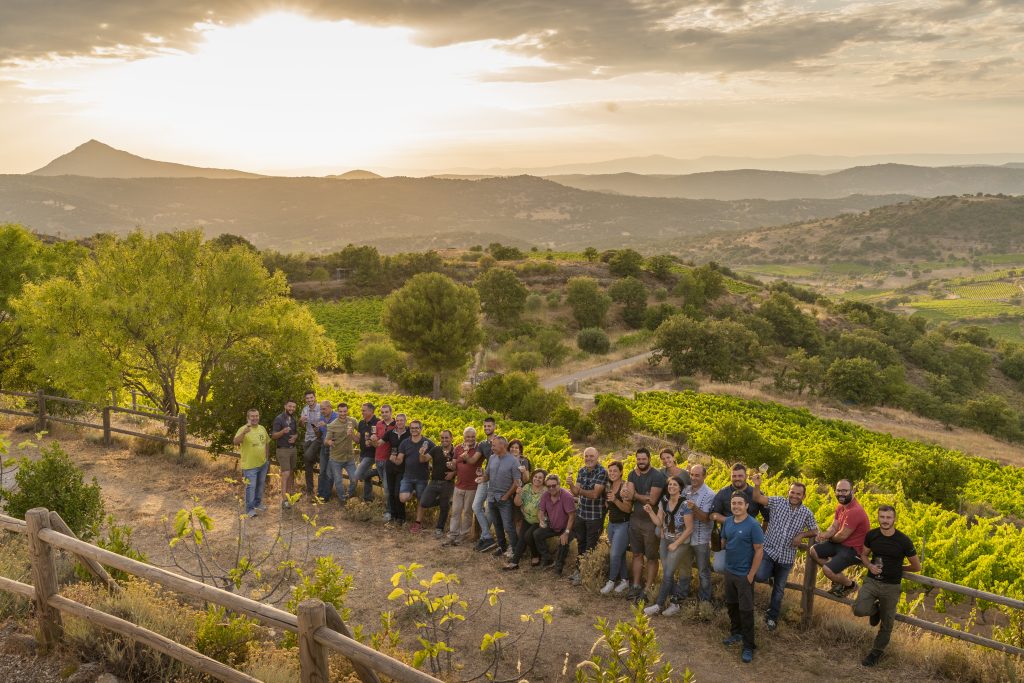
[
  {"xmin": 385, "ymin": 428, "xmax": 410, "ymax": 473},
  {"xmin": 357, "ymin": 416, "xmax": 378, "ymax": 459},
  {"xmin": 428, "ymin": 445, "xmax": 456, "ymax": 482},
  {"xmin": 607, "ymin": 482, "xmax": 630, "ymax": 524},
  {"xmin": 272, "ymin": 412, "xmax": 297, "ymax": 449},
  {"xmin": 627, "ymin": 467, "xmax": 668, "ymax": 518},
  {"xmin": 477, "ymin": 439, "xmax": 493, "ymax": 467},
  {"xmin": 400, "ymin": 437, "xmax": 435, "ymax": 480},
  {"xmin": 712, "ymin": 485, "xmax": 766, "ymax": 522},
  {"xmin": 864, "ymin": 528, "xmax": 917, "ymax": 585}
]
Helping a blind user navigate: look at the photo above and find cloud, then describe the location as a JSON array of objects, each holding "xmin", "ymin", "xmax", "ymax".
[{"xmin": 0, "ymin": 0, "xmax": 1021, "ymax": 84}]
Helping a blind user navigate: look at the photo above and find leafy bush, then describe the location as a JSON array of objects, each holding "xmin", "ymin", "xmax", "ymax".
[
  {"xmin": 352, "ymin": 335, "xmax": 405, "ymax": 376},
  {"xmin": 551, "ymin": 404, "xmax": 596, "ymax": 441},
  {"xmin": 473, "ymin": 372, "xmax": 566, "ymax": 424},
  {"xmin": 196, "ymin": 605, "xmax": 259, "ymax": 665},
  {"xmin": 283, "ymin": 556, "xmax": 355, "ymax": 648},
  {"xmin": 505, "ymin": 350, "xmax": 545, "ymax": 372},
  {"xmin": 823, "ymin": 357, "xmax": 903, "ymax": 406},
  {"xmin": 875, "ymin": 448, "xmax": 970, "ymax": 509},
  {"xmin": 77, "ymin": 516, "xmax": 147, "ymax": 582},
  {"xmin": 608, "ymin": 249, "xmax": 644, "ymax": 278},
  {"xmin": 577, "ymin": 328, "xmax": 611, "ymax": 354},
  {"xmin": 643, "ymin": 303, "xmax": 677, "ymax": 330},
  {"xmin": 575, "ymin": 606, "xmax": 690, "ymax": 682},
  {"xmin": 524, "ymin": 292, "xmax": 544, "ymax": 313},
  {"xmin": 0, "ymin": 441, "xmax": 104, "ymax": 538},
  {"xmin": 590, "ymin": 394, "xmax": 636, "ymax": 443},
  {"xmin": 999, "ymin": 344, "xmax": 1024, "ymax": 382},
  {"xmin": 566, "ymin": 277, "xmax": 611, "ymax": 329},
  {"xmin": 802, "ymin": 441, "xmax": 869, "ymax": 487},
  {"xmin": 696, "ymin": 416, "xmax": 793, "ymax": 475},
  {"xmin": 961, "ymin": 394, "xmax": 1023, "ymax": 441},
  {"xmin": 609, "ymin": 277, "xmax": 648, "ymax": 328}
]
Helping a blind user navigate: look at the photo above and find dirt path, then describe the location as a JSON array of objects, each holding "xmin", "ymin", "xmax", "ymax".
[
  {"xmin": 541, "ymin": 351, "xmax": 656, "ymax": 390},
  {"xmin": 0, "ymin": 427, "xmax": 952, "ymax": 682}
]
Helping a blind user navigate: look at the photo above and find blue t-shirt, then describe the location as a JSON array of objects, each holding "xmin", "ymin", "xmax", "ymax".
[{"xmin": 721, "ymin": 515, "xmax": 764, "ymax": 576}]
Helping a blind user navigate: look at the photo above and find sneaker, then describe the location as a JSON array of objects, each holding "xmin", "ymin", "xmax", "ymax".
[
  {"xmin": 409, "ymin": 522, "xmax": 422, "ymax": 533},
  {"xmin": 829, "ymin": 580, "xmax": 858, "ymax": 599},
  {"xmin": 382, "ymin": 512, "xmax": 391, "ymax": 521},
  {"xmin": 643, "ymin": 604, "xmax": 661, "ymax": 616},
  {"xmin": 862, "ymin": 650, "xmax": 882, "ymax": 667},
  {"xmin": 451, "ymin": 537, "xmax": 462, "ymax": 546},
  {"xmin": 256, "ymin": 504, "xmax": 268, "ymax": 512},
  {"xmin": 614, "ymin": 578, "xmax": 630, "ymax": 593},
  {"xmin": 765, "ymin": 618, "xmax": 778, "ymax": 631},
  {"xmin": 570, "ymin": 571, "xmax": 582, "ymax": 586},
  {"xmin": 662, "ymin": 604, "xmax": 681, "ymax": 617},
  {"xmin": 281, "ymin": 500, "xmax": 291, "ymax": 509},
  {"xmin": 631, "ymin": 590, "xmax": 648, "ymax": 607},
  {"xmin": 600, "ymin": 580, "xmax": 616, "ymax": 595},
  {"xmin": 741, "ymin": 648, "xmax": 753, "ymax": 663},
  {"xmin": 246, "ymin": 509, "xmax": 258, "ymax": 518},
  {"xmin": 434, "ymin": 528, "xmax": 445, "ymax": 539},
  {"xmin": 477, "ymin": 539, "xmax": 498, "ymax": 553},
  {"xmin": 492, "ymin": 546, "xmax": 507, "ymax": 557},
  {"xmin": 502, "ymin": 562, "xmax": 519, "ymax": 571},
  {"xmin": 540, "ymin": 559, "xmax": 556, "ymax": 571},
  {"xmin": 722, "ymin": 634, "xmax": 743, "ymax": 647}
]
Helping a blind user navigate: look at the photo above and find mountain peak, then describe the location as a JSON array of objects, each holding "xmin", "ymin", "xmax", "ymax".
[{"xmin": 31, "ymin": 140, "xmax": 263, "ymax": 179}]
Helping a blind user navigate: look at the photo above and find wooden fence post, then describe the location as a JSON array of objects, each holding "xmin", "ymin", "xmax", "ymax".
[
  {"xmin": 178, "ymin": 413, "xmax": 187, "ymax": 459},
  {"xmin": 102, "ymin": 407, "xmax": 112, "ymax": 446},
  {"xmin": 35, "ymin": 389, "xmax": 47, "ymax": 431},
  {"xmin": 801, "ymin": 551, "xmax": 817, "ymax": 628},
  {"xmin": 26, "ymin": 507, "xmax": 62, "ymax": 652},
  {"xmin": 298, "ymin": 600, "xmax": 330, "ymax": 683}
]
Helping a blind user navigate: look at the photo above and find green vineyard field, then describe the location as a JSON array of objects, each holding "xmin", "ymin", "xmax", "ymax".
[{"xmin": 305, "ymin": 298, "xmax": 384, "ymax": 360}]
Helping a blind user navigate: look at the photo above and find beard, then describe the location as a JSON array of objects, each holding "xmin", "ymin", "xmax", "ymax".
[
  {"xmin": 636, "ymin": 462, "xmax": 650, "ymax": 472},
  {"xmin": 836, "ymin": 494, "xmax": 851, "ymax": 505}
]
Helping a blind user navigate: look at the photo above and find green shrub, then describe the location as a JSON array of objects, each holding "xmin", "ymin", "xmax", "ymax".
[
  {"xmin": 76, "ymin": 516, "xmax": 147, "ymax": 583},
  {"xmin": 473, "ymin": 372, "xmax": 566, "ymax": 424},
  {"xmin": 0, "ymin": 441, "xmax": 104, "ymax": 538},
  {"xmin": 525, "ymin": 293, "xmax": 544, "ymax": 313},
  {"xmin": 590, "ymin": 394, "xmax": 636, "ymax": 443},
  {"xmin": 875, "ymin": 448, "xmax": 970, "ymax": 509},
  {"xmin": 284, "ymin": 556, "xmax": 355, "ymax": 648},
  {"xmin": 575, "ymin": 605, "xmax": 690, "ymax": 682},
  {"xmin": 802, "ymin": 441, "xmax": 869, "ymax": 487},
  {"xmin": 697, "ymin": 416, "xmax": 793, "ymax": 475},
  {"xmin": 551, "ymin": 405, "xmax": 596, "ymax": 441},
  {"xmin": 352, "ymin": 337, "xmax": 405, "ymax": 376},
  {"xmin": 505, "ymin": 350, "xmax": 545, "ymax": 372},
  {"xmin": 577, "ymin": 328, "xmax": 610, "ymax": 354},
  {"xmin": 960, "ymin": 394, "xmax": 1023, "ymax": 441},
  {"xmin": 195, "ymin": 605, "xmax": 259, "ymax": 665}
]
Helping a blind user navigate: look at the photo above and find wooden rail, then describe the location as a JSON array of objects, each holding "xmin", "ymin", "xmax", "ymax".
[{"xmin": 0, "ymin": 509, "xmax": 442, "ymax": 683}]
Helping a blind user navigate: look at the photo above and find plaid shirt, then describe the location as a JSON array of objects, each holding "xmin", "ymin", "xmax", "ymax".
[
  {"xmin": 684, "ymin": 483, "xmax": 715, "ymax": 546},
  {"xmin": 763, "ymin": 496, "xmax": 819, "ymax": 565},
  {"xmin": 575, "ymin": 464, "xmax": 608, "ymax": 521}
]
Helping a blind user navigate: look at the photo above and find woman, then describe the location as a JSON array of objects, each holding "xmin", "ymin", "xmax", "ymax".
[
  {"xmin": 503, "ymin": 468, "xmax": 547, "ymax": 570},
  {"xmin": 508, "ymin": 439, "xmax": 532, "ymax": 538},
  {"xmin": 600, "ymin": 461, "xmax": 633, "ymax": 594},
  {"xmin": 643, "ymin": 475, "xmax": 693, "ymax": 616}
]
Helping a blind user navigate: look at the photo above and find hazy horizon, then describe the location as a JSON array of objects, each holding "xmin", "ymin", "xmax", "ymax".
[{"xmin": 1, "ymin": 1, "xmax": 1022, "ymax": 175}]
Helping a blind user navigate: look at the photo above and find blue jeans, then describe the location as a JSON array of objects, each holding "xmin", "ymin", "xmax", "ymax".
[
  {"xmin": 606, "ymin": 521, "xmax": 631, "ymax": 582},
  {"xmin": 473, "ymin": 482, "xmax": 492, "ymax": 541},
  {"xmin": 488, "ymin": 498, "xmax": 517, "ymax": 551},
  {"xmin": 400, "ymin": 478, "xmax": 428, "ymax": 499},
  {"xmin": 674, "ymin": 542, "xmax": 713, "ymax": 602},
  {"xmin": 755, "ymin": 554, "xmax": 793, "ymax": 621},
  {"xmin": 656, "ymin": 536, "xmax": 687, "ymax": 606},
  {"xmin": 242, "ymin": 461, "xmax": 269, "ymax": 513},
  {"xmin": 351, "ymin": 457, "xmax": 387, "ymax": 505},
  {"xmin": 317, "ymin": 442, "xmax": 333, "ymax": 500},
  {"xmin": 327, "ymin": 459, "xmax": 355, "ymax": 503}
]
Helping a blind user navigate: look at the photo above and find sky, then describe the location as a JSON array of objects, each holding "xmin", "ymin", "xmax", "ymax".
[{"xmin": 1, "ymin": 0, "xmax": 1022, "ymax": 175}]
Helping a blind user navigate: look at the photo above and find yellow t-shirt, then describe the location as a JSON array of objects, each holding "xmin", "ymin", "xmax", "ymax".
[{"xmin": 235, "ymin": 424, "xmax": 269, "ymax": 470}]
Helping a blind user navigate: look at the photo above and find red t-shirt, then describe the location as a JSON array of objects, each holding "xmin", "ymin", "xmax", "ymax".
[
  {"xmin": 540, "ymin": 488, "xmax": 576, "ymax": 532},
  {"xmin": 454, "ymin": 445, "xmax": 479, "ymax": 491},
  {"xmin": 835, "ymin": 498, "xmax": 870, "ymax": 553},
  {"xmin": 375, "ymin": 420, "xmax": 396, "ymax": 462}
]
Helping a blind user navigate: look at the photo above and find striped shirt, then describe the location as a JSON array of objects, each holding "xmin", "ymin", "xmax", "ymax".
[
  {"xmin": 575, "ymin": 464, "xmax": 608, "ymax": 521},
  {"xmin": 763, "ymin": 496, "xmax": 819, "ymax": 565},
  {"xmin": 684, "ymin": 483, "xmax": 715, "ymax": 546}
]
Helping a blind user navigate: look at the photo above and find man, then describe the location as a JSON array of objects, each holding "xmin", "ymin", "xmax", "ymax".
[
  {"xmin": 534, "ymin": 474, "xmax": 576, "ymax": 573},
  {"xmin": 472, "ymin": 417, "xmax": 498, "ymax": 552},
  {"xmin": 417, "ymin": 429, "xmax": 457, "ymax": 539},
  {"xmin": 446, "ymin": 427, "xmax": 481, "ymax": 546},
  {"xmin": 373, "ymin": 404, "xmax": 397, "ymax": 519},
  {"xmin": 323, "ymin": 402, "xmax": 358, "ymax": 505},
  {"xmin": 485, "ymin": 436, "xmax": 520, "ymax": 557},
  {"xmin": 350, "ymin": 403, "xmax": 380, "ymax": 504},
  {"xmin": 676, "ymin": 463, "xmax": 716, "ymax": 604},
  {"xmin": 810, "ymin": 479, "xmax": 870, "ymax": 598},
  {"xmin": 316, "ymin": 399, "xmax": 337, "ymax": 501},
  {"xmin": 852, "ymin": 505, "xmax": 921, "ymax": 667},
  {"xmin": 298, "ymin": 390, "xmax": 321, "ymax": 497},
  {"xmin": 749, "ymin": 473, "xmax": 819, "ymax": 630},
  {"xmin": 721, "ymin": 491, "xmax": 764, "ymax": 664},
  {"xmin": 398, "ymin": 419, "xmax": 434, "ymax": 532},
  {"xmin": 567, "ymin": 447, "xmax": 607, "ymax": 586},
  {"xmin": 658, "ymin": 448, "xmax": 690, "ymax": 489},
  {"xmin": 622, "ymin": 447, "xmax": 667, "ymax": 604},
  {"xmin": 385, "ymin": 413, "xmax": 411, "ymax": 525},
  {"xmin": 233, "ymin": 409, "xmax": 270, "ymax": 518},
  {"xmin": 271, "ymin": 400, "xmax": 299, "ymax": 508},
  {"xmin": 710, "ymin": 463, "xmax": 765, "ymax": 529}
]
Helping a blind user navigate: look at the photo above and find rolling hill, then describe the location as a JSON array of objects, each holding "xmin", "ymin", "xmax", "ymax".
[
  {"xmin": 31, "ymin": 140, "xmax": 263, "ymax": 179},
  {"xmin": 0, "ymin": 173, "xmax": 909, "ymax": 252},
  {"xmin": 547, "ymin": 164, "xmax": 1024, "ymax": 200},
  {"xmin": 680, "ymin": 194, "xmax": 1024, "ymax": 264}
]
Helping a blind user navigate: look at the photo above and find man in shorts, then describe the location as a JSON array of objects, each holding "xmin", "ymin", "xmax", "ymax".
[
  {"xmin": 810, "ymin": 479, "xmax": 870, "ymax": 598},
  {"xmin": 622, "ymin": 448, "xmax": 667, "ymax": 604},
  {"xmin": 271, "ymin": 400, "xmax": 298, "ymax": 509},
  {"xmin": 417, "ymin": 429, "xmax": 457, "ymax": 538},
  {"xmin": 398, "ymin": 419, "xmax": 434, "ymax": 531}
]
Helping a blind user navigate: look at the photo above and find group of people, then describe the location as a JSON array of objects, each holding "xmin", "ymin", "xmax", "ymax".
[{"xmin": 233, "ymin": 394, "xmax": 921, "ymax": 668}]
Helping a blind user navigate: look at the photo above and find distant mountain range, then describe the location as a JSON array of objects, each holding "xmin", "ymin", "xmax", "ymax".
[
  {"xmin": 546, "ymin": 164, "xmax": 1024, "ymax": 201},
  {"xmin": 0, "ymin": 173, "xmax": 909, "ymax": 252},
  {"xmin": 31, "ymin": 140, "xmax": 264, "ymax": 179},
  {"xmin": 681, "ymin": 195, "xmax": 1024, "ymax": 265}
]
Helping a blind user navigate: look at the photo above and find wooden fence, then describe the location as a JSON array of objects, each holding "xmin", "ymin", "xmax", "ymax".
[
  {"xmin": 0, "ymin": 389, "xmax": 237, "ymax": 459},
  {"xmin": 0, "ymin": 508, "xmax": 441, "ymax": 683}
]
